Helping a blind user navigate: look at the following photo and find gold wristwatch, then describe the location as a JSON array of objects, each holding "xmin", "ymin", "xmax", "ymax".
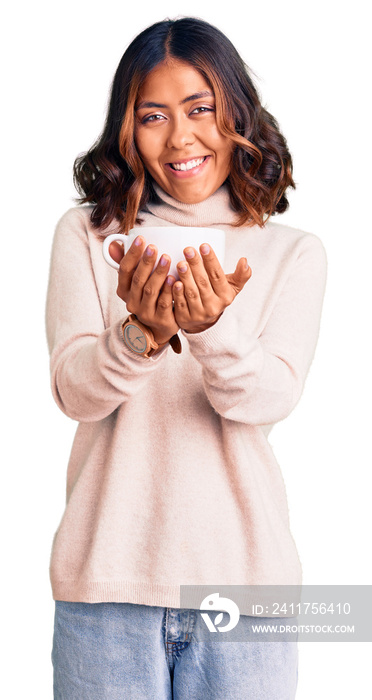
[
  {"xmin": 121, "ymin": 315, "xmax": 159, "ymax": 357},
  {"xmin": 121, "ymin": 315, "xmax": 182, "ymax": 357}
]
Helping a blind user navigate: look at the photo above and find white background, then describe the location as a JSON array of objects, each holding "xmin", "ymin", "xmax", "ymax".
[{"xmin": 2, "ymin": 0, "xmax": 371, "ymax": 697}]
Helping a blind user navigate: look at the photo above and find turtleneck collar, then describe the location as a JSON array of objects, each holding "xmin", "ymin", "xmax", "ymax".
[{"xmin": 144, "ymin": 182, "xmax": 240, "ymax": 227}]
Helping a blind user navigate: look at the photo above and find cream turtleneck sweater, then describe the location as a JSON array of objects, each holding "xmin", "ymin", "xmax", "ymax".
[{"xmin": 46, "ymin": 184, "xmax": 327, "ymax": 612}]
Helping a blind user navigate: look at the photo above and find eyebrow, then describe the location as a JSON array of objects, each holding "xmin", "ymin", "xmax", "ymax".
[{"xmin": 135, "ymin": 90, "xmax": 214, "ymax": 110}]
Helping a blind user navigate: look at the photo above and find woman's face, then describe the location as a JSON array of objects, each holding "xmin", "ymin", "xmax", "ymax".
[{"xmin": 134, "ymin": 59, "xmax": 233, "ymax": 204}]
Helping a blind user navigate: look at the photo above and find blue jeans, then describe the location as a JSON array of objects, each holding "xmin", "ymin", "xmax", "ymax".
[{"xmin": 52, "ymin": 601, "xmax": 298, "ymax": 699}]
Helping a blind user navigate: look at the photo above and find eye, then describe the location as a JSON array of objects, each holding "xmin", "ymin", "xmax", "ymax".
[
  {"xmin": 141, "ymin": 114, "xmax": 166, "ymax": 124},
  {"xmin": 191, "ymin": 106, "xmax": 215, "ymax": 115}
]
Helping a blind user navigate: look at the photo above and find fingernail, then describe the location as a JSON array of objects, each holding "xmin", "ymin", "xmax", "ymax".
[
  {"xmin": 200, "ymin": 244, "xmax": 210, "ymax": 255},
  {"xmin": 174, "ymin": 282, "xmax": 183, "ymax": 291},
  {"xmin": 134, "ymin": 236, "xmax": 142, "ymax": 246},
  {"xmin": 178, "ymin": 262, "xmax": 187, "ymax": 273},
  {"xmin": 166, "ymin": 276, "xmax": 174, "ymax": 285},
  {"xmin": 184, "ymin": 248, "xmax": 195, "ymax": 259},
  {"xmin": 145, "ymin": 245, "xmax": 155, "ymax": 256},
  {"xmin": 159, "ymin": 255, "xmax": 169, "ymax": 266}
]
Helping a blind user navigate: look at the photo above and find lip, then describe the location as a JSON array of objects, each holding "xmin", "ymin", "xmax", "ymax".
[{"xmin": 164, "ymin": 155, "xmax": 211, "ymax": 178}]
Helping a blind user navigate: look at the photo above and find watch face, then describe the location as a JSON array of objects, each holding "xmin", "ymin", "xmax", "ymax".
[{"xmin": 124, "ymin": 324, "xmax": 147, "ymax": 353}]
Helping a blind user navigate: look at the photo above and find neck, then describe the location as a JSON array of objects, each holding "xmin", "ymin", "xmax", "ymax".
[{"xmin": 144, "ymin": 182, "xmax": 240, "ymax": 227}]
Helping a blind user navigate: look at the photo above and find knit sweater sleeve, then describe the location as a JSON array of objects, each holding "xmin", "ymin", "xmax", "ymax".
[
  {"xmin": 46, "ymin": 208, "xmax": 168, "ymax": 422},
  {"xmin": 182, "ymin": 234, "xmax": 327, "ymax": 426}
]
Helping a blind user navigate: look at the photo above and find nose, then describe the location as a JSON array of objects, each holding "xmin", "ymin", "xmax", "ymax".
[{"xmin": 166, "ymin": 115, "xmax": 195, "ymax": 150}]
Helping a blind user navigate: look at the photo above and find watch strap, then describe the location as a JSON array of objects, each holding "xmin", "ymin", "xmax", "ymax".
[{"xmin": 169, "ymin": 334, "xmax": 182, "ymax": 354}]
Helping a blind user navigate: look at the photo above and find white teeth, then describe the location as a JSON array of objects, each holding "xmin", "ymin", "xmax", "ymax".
[{"xmin": 171, "ymin": 157, "xmax": 206, "ymax": 171}]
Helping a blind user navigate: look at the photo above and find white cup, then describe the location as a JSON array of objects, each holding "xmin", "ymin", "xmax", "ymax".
[{"xmin": 102, "ymin": 226, "xmax": 225, "ymax": 280}]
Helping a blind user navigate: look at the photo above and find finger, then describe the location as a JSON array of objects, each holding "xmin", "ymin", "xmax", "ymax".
[
  {"xmin": 116, "ymin": 236, "xmax": 147, "ymax": 300},
  {"xmin": 156, "ymin": 275, "xmax": 176, "ymax": 317},
  {"xmin": 172, "ymin": 281, "xmax": 190, "ymax": 323},
  {"xmin": 176, "ymin": 258, "xmax": 205, "ymax": 313},
  {"xmin": 120, "ymin": 236, "xmax": 146, "ymax": 271},
  {"xmin": 141, "ymin": 254, "xmax": 172, "ymax": 312},
  {"xmin": 117, "ymin": 235, "xmax": 146, "ymax": 297},
  {"xmin": 182, "ymin": 247, "xmax": 214, "ymax": 303},
  {"xmin": 109, "ymin": 240, "xmax": 125, "ymax": 265},
  {"xmin": 129, "ymin": 244, "xmax": 158, "ymax": 305},
  {"xmin": 226, "ymin": 258, "xmax": 252, "ymax": 294},
  {"xmin": 119, "ymin": 235, "xmax": 146, "ymax": 274},
  {"xmin": 198, "ymin": 243, "xmax": 231, "ymax": 298}
]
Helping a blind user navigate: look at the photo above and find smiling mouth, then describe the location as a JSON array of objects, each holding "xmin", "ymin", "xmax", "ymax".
[{"xmin": 168, "ymin": 156, "xmax": 208, "ymax": 171}]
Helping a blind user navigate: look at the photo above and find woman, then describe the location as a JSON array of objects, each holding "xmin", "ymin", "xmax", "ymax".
[{"xmin": 47, "ymin": 17, "xmax": 327, "ymax": 699}]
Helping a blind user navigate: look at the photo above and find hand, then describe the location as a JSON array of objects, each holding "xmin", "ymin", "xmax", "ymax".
[
  {"xmin": 172, "ymin": 243, "xmax": 252, "ymax": 334},
  {"xmin": 109, "ymin": 236, "xmax": 180, "ymax": 345}
]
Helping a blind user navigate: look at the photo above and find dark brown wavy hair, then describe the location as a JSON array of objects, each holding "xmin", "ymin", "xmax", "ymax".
[{"xmin": 73, "ymin": 17, "xmax": 295, "ymax": 234}]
